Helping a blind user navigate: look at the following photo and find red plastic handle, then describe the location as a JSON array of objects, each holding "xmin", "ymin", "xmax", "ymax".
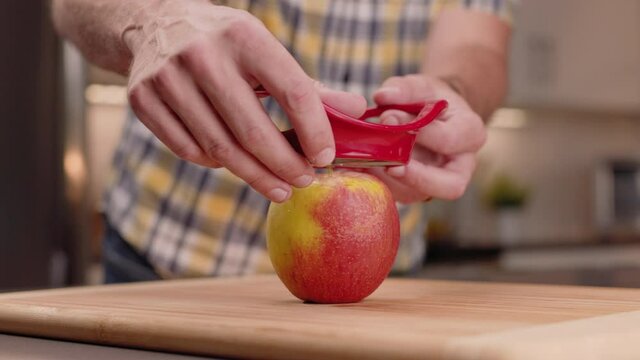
[
  {"xmin": 255, "ymin": 88, "xmax": 447, "ymax": 133},
  {"xmin": 255, "ymin": 88, "xmax": 448, "ymax": 166},
  {"xmin": 325, "ymin": 101, "xmax": 448, "ymax": 133}
]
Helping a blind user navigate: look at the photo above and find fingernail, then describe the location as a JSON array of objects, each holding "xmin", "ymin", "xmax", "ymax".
[
  {"xmin": 292, "ymin": 174, "xmax": 313, "ymax": 188},
  {"xmin": 382, "ymin": 116, "xmax": 399, "ymax": 126},
  {"xmin": 387, "ymin": 166, "xmax": 406, "ymax": 177},
  {"xmin": 313, "ymin": 147, "xmax": 335, "ymax": 167},
  {"xmin": 268, "ymin": 188, "xmax": 290, "ymax": 202}
]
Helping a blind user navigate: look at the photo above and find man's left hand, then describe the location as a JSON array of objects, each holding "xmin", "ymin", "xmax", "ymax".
[{"xmin": 368, "ymin": 74, "xmax": 487, "ymax": 203}]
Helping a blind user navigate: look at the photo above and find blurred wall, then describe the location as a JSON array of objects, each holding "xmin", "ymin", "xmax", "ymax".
[
  {"xmin": 456, "ymin": 112, "xmax": 640, "ymax": 245},
  {"xmin": 452, "ymin": 0, "xmax": 640, "ymax": 247}
]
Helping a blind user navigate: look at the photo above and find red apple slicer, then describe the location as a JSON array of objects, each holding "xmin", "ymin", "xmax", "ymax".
[{"xmin": 255, "ymin": 89, "xmax": 448, "ymax": 168}]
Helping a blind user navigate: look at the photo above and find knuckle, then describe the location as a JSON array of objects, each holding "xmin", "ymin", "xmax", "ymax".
[
  {"xmin": 241, "ymin": 125, "xmax": 269, "ymax": 147},
  {"xmin": 203, "ymin": 140, "xmax": 233, "ymax": 162},
  {"xmin": 311, "ymin": 130, "xmax": 334, "ymax": 152},
  {"xmin": 209, "ymin": 160, "xmax": 223, "ymax": 168},
  {"xmin": 179, "ymin": 42, "xmax": 228, "ymax": 92},
  {"xmin": 437, "ymin": 130, "xmax": 459, "ymax": 154},
  {"xmin": 244, "ymin": 173, "xmax": 268, "ymax": 190},
  {"xmin": 127, "ymin": 87, "xmax": 144, "ymax": 111},
  {"xmin": 468, "ymin": 112, "xmax": 483, "ymax": 125},
  {"xmin": 465, "ymin": 112, "xmax": 483, "ymax": 129},
  {"xmin": 220, "ymin": 11, "xmax": 261, "ymax": 45},
  {"xmin": 470, "ymin": 114, "xmax": 488, "ymax": 148},
  {"xmin": 282, "ymin": 79, "xmax": 316, "ymax": 112},
  {"xmin": 446, "ymin": 178, "xmax": 468, "ymax": 200},
  {"xmin": 128, "ymin": 83, "xmax": 153, "ymax": 116},
  {"xmin": 172, "ymin": 143, "xmax": 201, "ymax": 162},
  {"xmin": 178, "ymin": 39, "xmax": 210, "ymax": 73},
  {"xmin": 151, "ymin": 66, "xmax": 173, "ymax": 92},
  {"xmin": 455, "ymin": 112, "xmax": 486, "ymax": 152},
  {"xmin": 240, "ymin": 128, "xmax": 303, "ymax": 180},
  {"xmin": 270, "ymin": 161, "xmax": 299, "ymax": 180}
]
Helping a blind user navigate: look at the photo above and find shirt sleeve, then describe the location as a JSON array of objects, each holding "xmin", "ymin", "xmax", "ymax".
[{"xmin": 430, "ymin": 0, "xmax": 515, "ymax": 25}]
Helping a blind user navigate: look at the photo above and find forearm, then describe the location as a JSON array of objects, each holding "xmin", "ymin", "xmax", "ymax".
[
  {"xmin": 428, "ymin": 45, "xmax": 507, "ymax": 120},
  {"xmin": 51, "ymin": 0, "xmax": 164, "ymax": 74},
  {"xmin": 423, "ymin": 8, "xmax": 511, "ymax": 120}
]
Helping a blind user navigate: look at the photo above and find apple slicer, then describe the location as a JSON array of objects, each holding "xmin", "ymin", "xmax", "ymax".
[{"xmin": 255, "ymin": 89, "xmax": 448, "ymax": 168}]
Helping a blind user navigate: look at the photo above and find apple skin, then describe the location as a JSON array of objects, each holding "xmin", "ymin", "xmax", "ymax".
[{"xmin": 266, "ymin": 171, "xmax": 400, "ymax": 304}]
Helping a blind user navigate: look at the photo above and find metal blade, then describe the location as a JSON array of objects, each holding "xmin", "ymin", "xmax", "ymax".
[{"xmin": 331, "ymin": 158, "xmax": 404, "ymax": 168}]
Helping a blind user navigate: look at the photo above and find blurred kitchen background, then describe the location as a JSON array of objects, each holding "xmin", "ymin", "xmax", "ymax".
[{"xmin": 1, "ymin": 0, "xmax": 639, "ymax": 291}]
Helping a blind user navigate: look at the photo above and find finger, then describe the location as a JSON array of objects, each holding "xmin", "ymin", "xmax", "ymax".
[
  {"xmin": 374, "ymin": 74, "xmax": 470, "ymax": 109},
  {"xmin": 177, "ymin": 52, "xmax": 316, "ymax": 188},
  {"xmin": 240, "ymin": 33, "xmax": 335, "ymax": 167},
  {"xmin": 368, "ymin": 168, "xmax": 423, "ymax": 204},
  {"xmin": 373, "ymin": 74, "xmax": 438, "ymax": 105},
  {"xmin": 318, "ymin": 86, "xmax": 367, "ymax": 118},
  {"xmin": 411, "ymin": 145, "xmax": 447, "ymax": 168},
  {"xmin": 416, "ymin": 108, "xmax": 486, "ymax": 155},
  {"xmin": 128, "ymin": 80, "xmax": 220, "ymax": 168},
  {"xmin": 374, "ymin": 75, "xmax": 486, "ymax": 155},
  {"xmin": 375, "ymin": 77, "xmax": 486, "ymax": 154},
  {"xmin": 385, "ymin": 154, "xmax": 476, "ymax": 200},
  {"xmin": 149, "ymin": 60, "xmax": 295, "ymax": 202},
  {"xmin": 379, "ymin": 109, "xmax": 414, "ymax": 126}
]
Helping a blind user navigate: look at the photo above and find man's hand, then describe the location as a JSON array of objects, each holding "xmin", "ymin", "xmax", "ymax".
[
  {"xmin": 124, "ymin": 1, "xmax": 365, "ymax": 202},
  {"xmin": 368, "ymin": 74, "xmax": 486, "ymax": 203},
  {"xmin": 368, "ymin": 7, "xmax": 510, "ymax": 203},
  {"xmin": 53, "ymin": 0, "xmax": 367, "ymax": 203}
]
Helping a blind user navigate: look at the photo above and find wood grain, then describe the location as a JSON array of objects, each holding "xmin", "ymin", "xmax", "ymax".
[{"xmin": 1, "ymin": 275, "xmax": 640, "ymax": 359}]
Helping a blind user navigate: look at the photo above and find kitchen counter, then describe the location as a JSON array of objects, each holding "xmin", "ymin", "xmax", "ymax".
[
  {"xmin": 2, "ymin": 275, "xmax": 640, "ymax": 359},
  {"xmin": 420, "ymin": 242, "xmax": 640, "ymax": 287}
]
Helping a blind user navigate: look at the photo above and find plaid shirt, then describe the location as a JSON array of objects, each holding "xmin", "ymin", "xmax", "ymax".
[{"xmin": 104, "ymin": 0, "xmax": 512, "ymax": 278}]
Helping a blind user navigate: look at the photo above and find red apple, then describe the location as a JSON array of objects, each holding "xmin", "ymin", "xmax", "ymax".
[{"xmin": 266, "ymin": 171, "xmax": 400, "ymax": 303}]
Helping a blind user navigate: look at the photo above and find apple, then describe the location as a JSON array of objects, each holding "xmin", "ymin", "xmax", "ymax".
[{"xmin": 266, "ymin": 171, "xmax": 400, "ymax": 303}]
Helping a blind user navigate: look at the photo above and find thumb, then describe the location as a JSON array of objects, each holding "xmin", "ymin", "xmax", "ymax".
[
  {"xmin": 379, "ymin": 109, "xmax": 415, "ymax": 126},
  {"xmin": 316, "ymin": 84, "xmax": 367, "ymax": 118},
  {"xmin": 373, "ymin": 74, "xmax": 437, "ymax": 105}
]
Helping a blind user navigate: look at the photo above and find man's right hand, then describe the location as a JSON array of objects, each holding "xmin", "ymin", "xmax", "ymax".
[{"xmin": 124, "ymin": 0, "xmax": 366, "ymax": 202}]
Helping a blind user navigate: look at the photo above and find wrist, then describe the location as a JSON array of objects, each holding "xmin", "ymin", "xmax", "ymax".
[
  {"xmin": 437, "ymin": 74, "xmax": 495, "ymax": 122},
  {"xmin": 119, "ymin": 0, "xmax": 165, "ymax": 57},
  {"xmin": 437, "ymin": 75, "xmax": 466, "ymax": 98},
  {"xmin": 122, "ymin": 0, "xmax": 216, "ymax": 62}
]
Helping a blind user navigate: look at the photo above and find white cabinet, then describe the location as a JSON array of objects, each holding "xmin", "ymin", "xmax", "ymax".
[{"xmin": 507, "ymin": 0, "xmax": 640, "ymax": 112}]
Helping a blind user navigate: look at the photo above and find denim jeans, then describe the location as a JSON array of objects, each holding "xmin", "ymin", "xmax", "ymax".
[{"xmin": 103, "ymin": 219, "xmax": 160, "ymax": 284}]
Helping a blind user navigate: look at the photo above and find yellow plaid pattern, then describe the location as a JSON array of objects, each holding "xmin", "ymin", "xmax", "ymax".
[{"xmin": 104, "ymin": 0, "xmax": 512, "ymax": 278}]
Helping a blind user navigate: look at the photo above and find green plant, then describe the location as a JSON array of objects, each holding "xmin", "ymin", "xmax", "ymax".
[{"xmin": 484, "ymin": 173, "xmax": 529, "ymax": 210}]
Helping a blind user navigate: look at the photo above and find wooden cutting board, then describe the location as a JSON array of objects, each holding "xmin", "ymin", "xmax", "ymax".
[{"xmin": 1, "ymin": 275, "xmax": 640, "ymax": 360}]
